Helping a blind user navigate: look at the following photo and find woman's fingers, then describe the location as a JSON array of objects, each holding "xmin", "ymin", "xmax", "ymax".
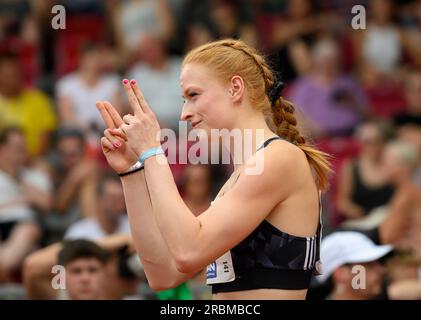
[
  {"xmin": 130, "ymin": 80, "xmax": 154, "ymax": 115},
  {"xmin": 104, "ymin": 128, "xmax": 124, "ymax": 149},
  {"xmin": 122, "ymin": 113, "xmax": 136, "ymax": 124},
  {"xmin": 122, "ymin": 79, "xmax": 144, "ymax": 117},
  {"xmin": 104, "ymin": 101, "xmax": 124, "ymax": 127},
  {"xmin": 102, "ymin": 101, "xmax": 128, "ymax": 141},
  {"xmin": 101, "ymin": 136, "xmax": 115, "ymax": 152},
  {"xmin": 96, "ymin": 101, "xmax": 115, "ymax": 129},
  {"xmin": 110, "ymin": 127, "xmax": 128, "ymax": 141}
]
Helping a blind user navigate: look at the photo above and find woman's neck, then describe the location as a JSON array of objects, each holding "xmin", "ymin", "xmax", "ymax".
[{"xmin": 223, "ymin": 113, "xmax": 277, "ymax": 171}]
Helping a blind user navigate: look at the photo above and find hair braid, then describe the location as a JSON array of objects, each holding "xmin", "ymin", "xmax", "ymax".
[
  {"xmin": 220, "ymin": 40, "xmax": 275, "ymax": 93},
  {"xmin": 221, "ymin": 41, "xmax": 306, "ymax": 145},
  {"xmin": 183, "ymin": 39, "xmax": 332, "ymax": 190}
]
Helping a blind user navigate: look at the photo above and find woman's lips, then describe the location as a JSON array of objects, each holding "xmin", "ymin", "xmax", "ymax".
[{"xmin": 191, "ymin": 120, "xmax": 202, "ymax": 129}]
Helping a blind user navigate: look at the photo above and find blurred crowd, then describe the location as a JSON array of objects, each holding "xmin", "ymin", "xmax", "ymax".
[{"xmin": 0, "ymin": 0, "xmax": 420, "ymax": 300}]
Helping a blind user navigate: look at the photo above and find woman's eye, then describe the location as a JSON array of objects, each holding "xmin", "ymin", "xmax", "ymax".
[{"xmin": 188, "ymin": 92, "xmax": 198, "ymax": 98}]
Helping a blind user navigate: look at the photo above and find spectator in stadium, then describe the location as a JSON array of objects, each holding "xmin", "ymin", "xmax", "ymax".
[
  {"xmin": 111, "ymin": 0, "xmax": 175, "ymax": 61},
  {"xmin": 353, "ymin": 0, "xmax": 420, "ymax": 86},
  {"xmin": 337, "ymin": 121, "xmax": 395, "ymax": 222},
  {"xmin": 57, "ymin": 239, "xmax": 110, "ymax": 300},
  {"xmin": 315, "ymin": 231, "xmax": 393, "ymax": 300},
  {"xmin": 397, "ymin": 0, "xmax": 421, "ymax": 62},
  {"xmin": 375, "ymin": 140, "xmax": 421, "ymax": 257},
  {"xmin": 0, "ymin": 53, "xmax": 57, "ymax": 157},
  {"xmin": 59, "ymin": 171, "xmax": 138, "ymax": 300},
  {"xmin": 394, "ymin": 69, "xmax": 421, "ymax": 127},
  {"xmin": 41, "ymin": 128, "xmax": 99, "ymax": 244},
  {"xmin": 23, "ymin": 235, "xmax": 143, "ymax": 300},
  {"xmin": 393, "ymin": 69, "xmax": 421, "ymax": 185},
  {"xmin": 64, "ymin": 172, "xmax": 130, "ymax": 240},
  {"xmin": 0, "ymin": 128, "xmax": 52, "ymax": 282},
  {"xmin": 183, "ymin": 22, "xmax": 214, "ymax": 53},
  {"xmin": 0, "ymin": 0, "xmax": 32, "ymax": 39},
  {"xmin": 126, "ymin": 34, "xmax": 183, "ymax": 131},
  {"xmin": 24, "ymin": 239, "xmax": 109, "ymax": 300},
  {"xmin": 288, "ymin": 37, "xmax": 370, "ymax": 138},
  {"xmin": 56, "ymin": 42, "xmax": 123, "ymax": 152},
  {"xmin": 394, "ymin": 68, "xmax": 421, "ymax": 150},
  {"xmin": 338, "ymin": 139, "xmax": 419, "ymax": 244},
  {"xmin": 207, "ymin": 0, "xmax": 257, "ymax": 46},
  {"xmin": 270, "ymin": 0, "xmax": 326, "ymax": 82}
]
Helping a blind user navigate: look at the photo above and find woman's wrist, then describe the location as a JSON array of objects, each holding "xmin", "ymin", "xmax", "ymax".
[
  {"xmin": 139, "ymin": 145, "xmax": 165, "ymax": 164},
  {"xmin": 118, "ymin": 161, "xmax": 144, "ymax": 177}
]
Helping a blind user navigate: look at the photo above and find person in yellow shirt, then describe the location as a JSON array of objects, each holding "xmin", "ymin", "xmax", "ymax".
[{"xmin": 0, "ymin": 53, "xmax": 57, "ymax": 157}]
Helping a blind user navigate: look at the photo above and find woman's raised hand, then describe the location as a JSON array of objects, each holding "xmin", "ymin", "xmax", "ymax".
[
  {"xmin": 120, "ymin": 79, "xmax": 161, "ymax": 157},
  {"xmin": 96, "ymin": 101, "xmax": 138, "ymax": 174}
]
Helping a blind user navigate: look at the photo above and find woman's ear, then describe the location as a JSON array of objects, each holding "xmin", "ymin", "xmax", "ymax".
[{"xmin": 229, "ymin": 75, "xmax": 244, "ymax": 103}]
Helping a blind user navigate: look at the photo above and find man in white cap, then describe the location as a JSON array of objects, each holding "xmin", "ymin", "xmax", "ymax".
[{"xmin": 316, "ymin": 231, "xmax": 393, "ymax": 300}]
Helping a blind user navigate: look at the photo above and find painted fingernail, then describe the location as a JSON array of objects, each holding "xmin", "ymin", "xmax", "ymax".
[
  {"xmin": 114, "ymin": 141, "xmax": 122, "ymax": 148},
  {"xmin": 123, "ymin": 79, "xmax": 129, "ymax": 84},
  {"xmin": 130, "ymin": 79, "xmax": 136, "ymax": 85}
]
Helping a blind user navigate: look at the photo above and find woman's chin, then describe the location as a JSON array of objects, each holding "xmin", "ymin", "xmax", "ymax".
[{"xmin": 196, "ymin": 128, "xmax": 210, "ymax": 141}]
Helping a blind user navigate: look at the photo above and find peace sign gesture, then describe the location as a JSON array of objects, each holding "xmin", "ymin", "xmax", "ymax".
[
  {"xmin": 119, "ymin": 79, "xmax": 161, "ymax": 157},
  {"xmin": 96, "ymin": 100, "xmax": 137, "ymax": 174}
]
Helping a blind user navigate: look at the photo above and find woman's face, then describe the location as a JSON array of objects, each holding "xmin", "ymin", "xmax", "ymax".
[{"xmin": 180, "ymin": 63, "xmax": 235, "ymax": 135}]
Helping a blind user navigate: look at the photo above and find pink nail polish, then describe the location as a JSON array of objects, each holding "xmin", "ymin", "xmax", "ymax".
[
  {"xmin": 114, "ymin": 141, "xmax": 121, "ymax": 148},
  {"xmin": 130, "ymin": 79, "xmax": 136, "ymax": 85},
  {"xmin": 123, "ymin": 79, "xmax": 129, "ymax": 84}
]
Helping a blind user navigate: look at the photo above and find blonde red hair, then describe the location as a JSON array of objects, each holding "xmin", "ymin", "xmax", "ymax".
[{"xmin": 183, "ymin": 39, "xmax": 332, "ymax": 190}]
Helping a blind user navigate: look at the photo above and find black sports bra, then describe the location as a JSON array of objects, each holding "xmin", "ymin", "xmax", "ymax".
[{"xmin": 206, "ymin": 136, "xmax": 323, "ymax": 293}]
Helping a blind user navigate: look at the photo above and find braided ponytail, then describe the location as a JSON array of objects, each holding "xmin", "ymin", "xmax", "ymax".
[
  {"xmin": 271, "ymin": 95, "xmax": 332, "ymax": 190},
  {"xmin": 183, "ymin": 39, "xmax": 332, "ymax": 190},
  {"xmin": 271, "ymin": 97, "xmax": 305, "ymax": 145}
]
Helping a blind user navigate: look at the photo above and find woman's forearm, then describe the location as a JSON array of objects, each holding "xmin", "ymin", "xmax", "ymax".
[
  {"xmin": 120, "ymin": 169, "xmax": 193, "ymax": 289},
  {"xmin": 143, "ymin": 154, "xmax": 201, "ymax": 264}
]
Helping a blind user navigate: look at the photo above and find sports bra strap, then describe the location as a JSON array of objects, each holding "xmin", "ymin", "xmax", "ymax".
[{"xmin": 256, "ymin": 136, "xmax": 283, "ymax": 152}]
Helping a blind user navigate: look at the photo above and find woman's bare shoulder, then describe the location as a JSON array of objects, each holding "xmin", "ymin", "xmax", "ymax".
[
  {"xmin": 262, "ymin": 140, "xmax": 310, "ymax": 174},
  {"xmin": 242, "ymin": 139, "xmax": 309, "ymax": 192}
]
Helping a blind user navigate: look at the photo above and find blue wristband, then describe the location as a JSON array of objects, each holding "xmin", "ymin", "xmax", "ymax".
[{"xmin": 139, "ymin": 146, "xmax": 165, "ymax": 164}]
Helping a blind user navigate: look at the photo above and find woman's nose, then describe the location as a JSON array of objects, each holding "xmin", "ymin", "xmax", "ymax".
[{"xmin": 180, "ymin": 105, "xmax": 193, "ymax": 122}]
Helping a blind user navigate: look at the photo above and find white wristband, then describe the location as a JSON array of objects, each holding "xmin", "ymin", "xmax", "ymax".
[{"xmin": 121, "ymin": 161, "xmax": 143, "ymax": 174}]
